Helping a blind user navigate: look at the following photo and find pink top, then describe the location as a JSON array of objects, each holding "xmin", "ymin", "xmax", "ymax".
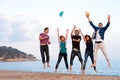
[{"xmin": 40, "ymin": 33, "xmax": 49, "ymax": 45}]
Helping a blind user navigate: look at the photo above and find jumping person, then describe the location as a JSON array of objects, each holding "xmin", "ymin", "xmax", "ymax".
[
  {"xmin": 70, "ymin": 25, "xmax": 83, "ymax": 73},
  {"xmin": 39, "ymin": 27, "xmax": 51, "ymax": 69},
  {"xmin": 79, "ymin": 29, "xmax": 97, "ymax": 74},
  {"xmin": 86, "ymin": 12, "xmax": 111, "ymax": 68},
  {"xmin": 55, "ymin": 28, "xmax": 69, "ymax": 72}
]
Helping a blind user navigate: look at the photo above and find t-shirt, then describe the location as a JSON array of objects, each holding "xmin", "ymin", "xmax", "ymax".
[
  {"xmin": 60, "ymin": 42, "xmax": 67, "ymax": 53},
  {"xmin": 40, "ymin": 33, "xmax": 49, "ymax": 45},
  {"xmin": 71, "ymin": 35, "xmax": 81, "ymax": 50}
]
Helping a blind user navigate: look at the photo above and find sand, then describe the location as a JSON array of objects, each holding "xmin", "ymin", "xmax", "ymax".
[{"xmin": 0, "ymin": 70, "xmax": 119, "ymax": 80}]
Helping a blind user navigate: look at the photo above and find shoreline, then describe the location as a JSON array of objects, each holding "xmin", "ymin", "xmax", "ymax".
[{"xmin": 0, "ymin": 70, "xmax": 119, "ymax": 80}]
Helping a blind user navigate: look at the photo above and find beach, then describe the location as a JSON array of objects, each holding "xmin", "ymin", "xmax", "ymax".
[{"xmin": 0, "ymin": 70, "xmax": 119, "ymax": 80}]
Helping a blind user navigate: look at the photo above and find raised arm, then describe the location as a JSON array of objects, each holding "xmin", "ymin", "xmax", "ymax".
[
  {"xmin": 65, "ymin": 29, "xmax": 69, "ymax": 41},
  {"xmin": 57, "ymin": 28, "xmax": 60, "ymax": 42},
  {"xmin": 79, "ymin": 29, "xmax": 87, "ymax": 43},
  {"xmin": 107, "ymin": 15, "xmax": 111, "ymax": 23},
  {"xmin": 104, "ymin": 15, "xmax": 111, "ymax": 30},
  {"xmin": 71, "ymin": 25, "xmax": 76, "ymax": 37},
  {"xmin": 85, "ymin": 12, "xmax": 97, "ymax": 30},
  {"xmin": 85, "ymin": 12, "xmax": 91, "ymax": 21}
]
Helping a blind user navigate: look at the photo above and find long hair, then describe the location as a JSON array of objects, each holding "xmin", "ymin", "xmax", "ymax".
[
  {"xmin": 85, "ymin": 35, "xmax": 92, "ymax": 43},
  {"xmin": 60, "ymin": 35, "xmax": 65, "ymax": 42}
]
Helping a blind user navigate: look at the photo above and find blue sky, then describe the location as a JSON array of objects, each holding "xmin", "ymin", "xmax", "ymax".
[{"xmin": 0, "ymin": 0, "xmax": 120, "ymax": 60}]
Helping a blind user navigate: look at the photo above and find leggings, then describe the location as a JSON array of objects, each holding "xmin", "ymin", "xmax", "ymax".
[
  {"xmin": 40, "ymin": 45, "xmax": 49, "ymax": 64},
  {"xmin": 55, "ymin": 53, "xmax": 69, "ymax": 69}
]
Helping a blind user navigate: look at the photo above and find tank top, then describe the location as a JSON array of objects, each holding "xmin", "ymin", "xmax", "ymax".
[{"xmin": 60, "ymin": 42, "xmax": 67, "ymax": 53}]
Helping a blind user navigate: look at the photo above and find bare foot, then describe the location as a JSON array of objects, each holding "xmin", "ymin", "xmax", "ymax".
[
  {"xmin": 67, "ymin": 69, "xmax": 69, "ymax": 72},
  {"xmin": 55, "ymin": 69, "xmax": 57, "ymax": 72},
  {"xmin": 47, "ymin": 63, "xmax": 51, "ymax": 68},
  {"xmin": 94, "ymin": 70, "xmax": 98, "ymax": 73},
  {"xmin": 90, "ymin": 64, "xmax": 96, "ymax": 68},
  {"xmin": 70, "ymin": 66, "xmax": 72, "ymax": 72},
  {"xmin": 43, "ymin": 64, "xmax": 46, "ymax": 69},
  {"xmin": 107, "ymin": 61, "xmax": 111, "ymax": 68},
  {"xmin": 82, "ymin": 70, "xmax": 85, "ymax": 75}
]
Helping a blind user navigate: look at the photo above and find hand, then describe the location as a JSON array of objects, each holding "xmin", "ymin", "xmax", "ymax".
[
  {"xmin": 57, "ymin": 28, "xmax": 59, "ymax": 32},
  {"xmin": 107, "ymin": 14, "xmax": 111, "ymax": 20},
  {"xmin": 66, "ymin": 29, "xmax": 69, "ymax": 32},
  {"xmin": 74, "ymin": 25, "xmax": 76, "ymax": 29},
  {"xmin": 79, "ymin": 28, "xmax": 81, "ymax": 33},
  {"xmin": 48, "ymin": 41, "xmax": 51, "ymax": 45},
  {"xmin": 85, "ymin": 11, "xmax": 90, "ymax": 18}
]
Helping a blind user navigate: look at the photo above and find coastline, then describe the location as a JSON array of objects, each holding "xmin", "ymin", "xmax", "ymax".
[{"xmin": 0, "ymin": 70, "xmax": 119, "ymax": 80}]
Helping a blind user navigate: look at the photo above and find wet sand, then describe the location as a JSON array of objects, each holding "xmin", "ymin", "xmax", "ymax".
[{"xmin": 0, "ymin": 70, "xmax": 119, "ymax": 80}]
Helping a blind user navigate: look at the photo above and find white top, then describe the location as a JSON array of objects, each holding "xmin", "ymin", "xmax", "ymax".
[{"xmin": 95, "ymin": 29, "xmax": 103, "ymax": 42}]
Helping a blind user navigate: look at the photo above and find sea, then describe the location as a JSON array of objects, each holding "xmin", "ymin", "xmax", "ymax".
[{"xmin": 0, "ymin": 58, "xmax": 120, "ymax": 76}]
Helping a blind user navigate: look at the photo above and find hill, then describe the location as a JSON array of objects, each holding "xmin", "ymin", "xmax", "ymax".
[{"xmin": 0, "ymin": 46, "xmax": 37, "ymax": 62}]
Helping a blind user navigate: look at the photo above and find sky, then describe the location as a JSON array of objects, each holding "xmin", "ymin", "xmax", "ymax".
[{"xmin": 0, "ymin": 0, "xmax": 120, "ymax": 61}]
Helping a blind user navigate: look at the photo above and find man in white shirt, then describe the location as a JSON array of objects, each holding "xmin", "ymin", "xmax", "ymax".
[{"xmin": 86, "ymin": 13, "xmax": 111, "ymax": 68}]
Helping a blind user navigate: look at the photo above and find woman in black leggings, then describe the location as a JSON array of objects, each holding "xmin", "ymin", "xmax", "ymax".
[{"xmin": 79, "ymin": 29, "xmax": 97, "ymax": 74}]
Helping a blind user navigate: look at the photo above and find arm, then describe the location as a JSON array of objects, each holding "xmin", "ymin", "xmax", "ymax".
[
  {"xmin": 79, "ymin": 29, "xmax": 87, "ymax": 43},
  {"xmin": 85, "ymin": 12, "xmax": 97, "ymax": 30},
  {"xmin": 72, "ymin": 39, "xmax": 80, "ymax": 42},
  {"xmin": 71, "ymin": 25, "xmax": 76, "ymax": 37},
  {"xmin": 39, "ymin": 35, "xmax": 46, "ymax": 40},
  {"xmin": 57, "ymin": 28, "xmax": 60, "ymax": 43},
  {"xmin": 108, "ymin": 14, "xmax": 110, "ymax": 23},
  {"xmin": 92, "ymin": 31, "xmax": 96, "ymax": 40},
  {"xmin": 39, "ymin": 35, "xmax": 43, "ymax": 40},
  {"xmin": 65, "ymin": 29, "xmax": 68, "ymax": 41},
  {"xmin": 85, "ymin": 12, "xmax": 91, "ymax": 21},
  {"xmin": 39, "ymin": 34, "xmax": 48, "ymax": 40},
  {"xmin": 104, "ymin": 15, "xmax": 111, "ymax": 30},
  {"xmin": 71, "ymin": 25, "xmax": 80, "ymax": 42},
  {"xmin": 48, "ymin": 39, "xmax": 51, "ymax": 45}
]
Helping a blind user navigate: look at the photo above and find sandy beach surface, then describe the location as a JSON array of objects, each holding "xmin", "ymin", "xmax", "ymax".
[{"xmin": 0, "ymin": 70, "xmax": 120, "ymax": 80}]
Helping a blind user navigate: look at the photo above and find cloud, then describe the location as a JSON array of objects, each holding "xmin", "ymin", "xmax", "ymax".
[{"xmin": 0, "ymin": 15, "xmax": 43, "ymax": 43}]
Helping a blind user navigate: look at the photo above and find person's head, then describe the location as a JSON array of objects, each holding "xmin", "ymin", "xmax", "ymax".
[
  {"xmin": 60, "ymin": 35, "xmax": 65, "ymax": 42},
  {"xmin": 74, "ymin": 30, "xmax": 79, "ymax": 36},
  {"xmin": 44, "ymin": 27, "xmax": 49, "ymax": 34},
  {"xmin": 85, "ymin": 35, "xmax": 92, "ymax": 42},
  {"xmin": 98, "ymin": 23, "xmax": 103, "ymax": 28}
]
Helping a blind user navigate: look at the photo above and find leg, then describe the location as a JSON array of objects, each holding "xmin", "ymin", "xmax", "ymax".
[
  {"xmin": 100, "ymin": 43, "xmax": 111, "ymax": 68},
  {"xmin": 44, "ymin": 45, "xmax": 50, "ymax": 67},
  {"xmin": 83, "ymin": 52, "xmax": 89, "ymax": 71},
  {"xmin": 63, "ymin": 54, "xmax": 69, "ymax": 70},
  {"xmin": 91, "ymin": 44, "xmax": 99, "ymax": 67},
  {"xmin": 83, "ymin": 52, "xmax": 89, "ymax": 74},
  {"xmin": 70, "ymin": 50, "xmax": 76, "ymax": 71},
  {"xmin": 40, "ymin": 45, "xmax": 46, "ymax": 69},
  {"xmin": 55, "ymin": 54, "xmax": 62, "ymax": 72},
  {"xmin": 77, "ymin": 51, "xmax": 83, "ymax": 70},
  {"xmin": 90, "ymin": 52, "xmax": 98, "ymax": 73}
]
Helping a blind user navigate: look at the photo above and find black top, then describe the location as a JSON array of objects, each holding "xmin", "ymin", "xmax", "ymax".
[
  {"xmin": 85, "ymin": 41, "xmax": 93, "ymax": 52},
  {"xmin": 71, "ymin": 35, "xmax": 81, "ymax": 50}
]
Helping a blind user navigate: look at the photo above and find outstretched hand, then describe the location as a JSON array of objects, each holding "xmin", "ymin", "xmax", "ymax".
[
  {"xmin": 107, "ymin": 15, "xmax": 111, "ymax": 22},
  {"xmin": 85, "ymin": 11, "xmax": 90, "ymax": 18},
  {"xmin": 74, "ymin": 25, "xmax": 76, "ymax": 29},
  {"xmin": 57, "ymin": 28, "xmax": 59, "ymax": 32},
  {"xmin": 66, "ymin": 29, "xmax": 69, "ymax": 32},
  {"xmin": 78, "ymin": 28, "xmax": 81, "ymax": 33}
]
